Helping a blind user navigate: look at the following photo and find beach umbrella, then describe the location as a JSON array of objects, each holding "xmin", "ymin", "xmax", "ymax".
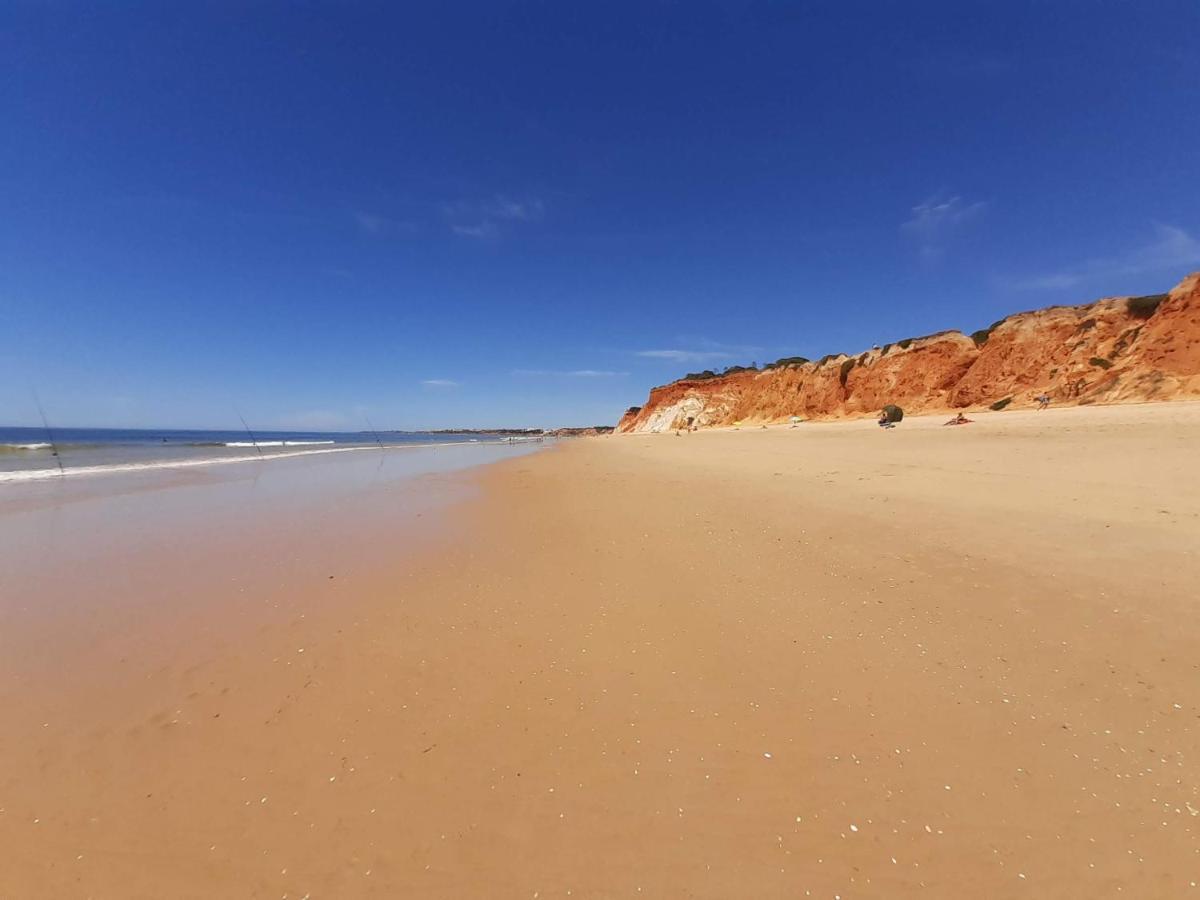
[
  {"xmin": 789, "ymin": 416, "xmax": 802, "ymax": 424},
  {"xmin": 881, "ymin": 404, "xmax": 904, "ymax": 424}
]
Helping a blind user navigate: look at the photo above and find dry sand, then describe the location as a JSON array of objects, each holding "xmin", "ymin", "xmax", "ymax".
[{"xmin": 2, "ymin": 402, "xmax": 1199, "ymax": 898}]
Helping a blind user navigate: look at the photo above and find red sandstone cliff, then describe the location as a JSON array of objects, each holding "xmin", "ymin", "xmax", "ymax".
[{"xmin": 617, "ymin": 272, "xmax": 1200, "ymax": 433}]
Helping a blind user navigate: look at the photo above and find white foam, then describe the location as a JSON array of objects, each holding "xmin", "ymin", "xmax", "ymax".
[{"xmin": 1, "ymin": 443, "xmax": 53, "ymax": 451}]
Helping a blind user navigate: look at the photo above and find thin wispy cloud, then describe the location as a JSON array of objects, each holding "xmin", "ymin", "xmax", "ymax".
[
  {"xmin": 450, "ymin": 222, "xmax": 499, "ymax": 239},
  {"xmin": 512, "ymin": 368, "xmax": 628, "ymax": 378},
  {"xmin": 420, "ymin": 379, "xmax": 460, "ymax": 388},
  {"xmin": 488, "ymin": 196, "xmax": 544, "ymax": 221},
  {"xmin": 1016, "ymin": 223, "xmax": 1200, "ymax": 290},
  {"xmin": 355, "ymin": 211, "xmax": 386, "ymax": 234},
  {"xmin": 636, "ymin": 337, "xmax": 762, "ymax": 365},
  {"xmin": 444, "ymin": 194, "xmax": 544, "ymax": 238},
  {"xmin": 637, "ymin": 349, "xmax": 734, "ymax": 363},
  {"xmin": 901, "ymin": 192, "xmax": 987, "ymax": 259},
  {"xmin": 354, "ymin": 210, "xmax": 415, "ymax": 236},
  {"xmin": 1016, "ymin": 272, "xmax": 1085, "ymax": 291}
]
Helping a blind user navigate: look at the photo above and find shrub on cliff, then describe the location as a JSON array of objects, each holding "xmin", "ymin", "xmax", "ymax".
[
  {"xmin": 970, "ymin": 318, "xmax": 1007, "ymax": 347},
  {"xmin": 1089, "ymin": 356, "xmax": 1113, "ymax": 369},
  {"xmin": 682, "ymin": 370, "xmax": 719, "ymax": 381},
  {"xmin": 990, "ymin": 396, "xmax": 1013, "ymax": 411},
  {"xmin": 1126, "ymin": 294, "xmax": 1166, "ymax": 319},
  {"xmin": 766, "ymin": 356, "xmax": 810, "ymax": 369}
]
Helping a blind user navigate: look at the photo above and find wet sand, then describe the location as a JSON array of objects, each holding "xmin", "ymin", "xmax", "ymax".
[{"xmin": 2, "ymin": 403, "xmax": 1199, "ymax": 898}]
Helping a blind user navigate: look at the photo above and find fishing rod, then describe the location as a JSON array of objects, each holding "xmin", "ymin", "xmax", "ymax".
[
  {"xmin": 31, "ymin": 390, "xmax": 65, "ymax": 476},
  {"xmin": 362, "ymin": 414, "xmax": 388, "ymax": 479},
  {"xmin": 235, "ymin": 409, "xmax": 263, "ymax": 456},
  {"xmin": 364, "ymin": 414, "xmax": 386, "ymax": 450}
]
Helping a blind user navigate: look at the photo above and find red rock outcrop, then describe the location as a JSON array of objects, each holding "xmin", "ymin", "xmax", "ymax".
[{"xmin": 618, "ymin": 272, "xmax": 1200, "ymax": 432}]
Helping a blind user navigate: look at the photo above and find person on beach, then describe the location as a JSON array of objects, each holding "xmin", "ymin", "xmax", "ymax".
[
  {"xmin": 943, "ymin": 412, "xmax": 973, "ymax": 426},
  {"xmin": 1035, "ymin": 393, "xmax": 1051, "ymax": 410}
]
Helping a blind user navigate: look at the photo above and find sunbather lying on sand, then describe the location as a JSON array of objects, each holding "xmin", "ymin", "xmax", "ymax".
[{"xmin": 943, "ymin": 413, "xmax": 973, "ymax": 426}]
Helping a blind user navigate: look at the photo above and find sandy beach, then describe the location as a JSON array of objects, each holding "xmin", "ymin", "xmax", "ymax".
[{"xmin": 3, "ymin": 402, "xmax": 1199, "ymax": 898}]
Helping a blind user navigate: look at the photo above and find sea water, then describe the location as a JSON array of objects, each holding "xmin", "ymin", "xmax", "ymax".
[{"xmin": 0, "ymin": 426, "xmax": 543, "ymax": 483}]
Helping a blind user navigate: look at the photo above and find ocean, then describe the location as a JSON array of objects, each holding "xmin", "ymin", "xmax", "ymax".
[{"xmin": 0, "ymin": 426, "xmax": 544, "ymax": 483}]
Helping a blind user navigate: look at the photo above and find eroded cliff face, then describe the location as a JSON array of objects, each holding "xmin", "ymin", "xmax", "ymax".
[{"xmin": 618, "ymin": 272, "xmax": 1200, "ymax": 433}]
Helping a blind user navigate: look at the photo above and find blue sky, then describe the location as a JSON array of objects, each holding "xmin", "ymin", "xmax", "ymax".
[{"xmin": 2, "ymin": 1, "xmax": 1198, "ymax": 429}]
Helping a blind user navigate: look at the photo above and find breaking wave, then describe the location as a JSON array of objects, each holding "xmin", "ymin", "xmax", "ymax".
[{"xmin": 222, "ymin": 440, "xmax": 336, "ymax": 448}]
